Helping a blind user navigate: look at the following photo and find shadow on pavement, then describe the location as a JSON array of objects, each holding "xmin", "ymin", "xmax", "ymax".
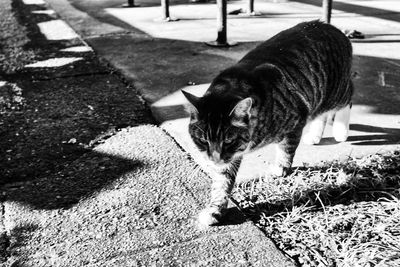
[
  {"xmin": 352, "ymin": 40, "xmax": 400, "ymax": 44},
  {"xmin": 218, "ymin": 206, "xmax": 247, "ymax": 226},
  {"xmin": 0, "ymin": 72, "xmax": 153, "ymax": 186},
  {"xmin": 3, "ymin": 151, "xmax": 145, "ymax": 210},
  {"xmin": 319, "ymin": 124, "xmax": 400, "ymax": 146},
  {"xmin": 348, "ymin": 124, "xmax": 400, "ymax": 146}
]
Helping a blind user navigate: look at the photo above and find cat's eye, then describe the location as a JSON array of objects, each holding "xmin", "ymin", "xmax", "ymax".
[
  {"xmin": 224, "ymin": 137, "xmax": 234, "ymax": 144},
  {"xmin": 199, "ymin": 137, "xmax": 208, "ymax": 145}
]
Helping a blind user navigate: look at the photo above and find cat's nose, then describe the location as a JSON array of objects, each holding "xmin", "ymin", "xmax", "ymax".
[{"xmin": 211, "ymin": 151, "xmax": 221, "ymax": 162}]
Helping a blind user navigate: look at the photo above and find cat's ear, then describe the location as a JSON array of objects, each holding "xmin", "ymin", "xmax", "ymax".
[
  {"xmin": 229, "ymin": 97, "xmax": 252, "ymax": 127},
  {"xmin": 182, "ymin": 90, "xmax": 200, "ymax": 122},
  {"xmin": 182, "ymin": 90, "xmax": 201, "ymax": 110}
]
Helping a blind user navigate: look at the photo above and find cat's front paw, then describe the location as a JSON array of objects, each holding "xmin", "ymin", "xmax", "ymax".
[
  {"xmin": 302, "ymin": 132, "xmax": 322, "ymax": 145},
  {"xmin": 267, "ymin": 165, "xmax": 290, "ymax": 177},
  {"xmin": 198, "ymin": 207, "xmax": 221, "ymax": 228},
  {"xmin": 267, "ymin": 165, "xmax": 283, "ymax": 176}
]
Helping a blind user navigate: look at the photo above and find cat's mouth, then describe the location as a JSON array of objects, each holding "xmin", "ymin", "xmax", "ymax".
[
  {"xmin": 209, "ymin": 161, "xmax": 231, "ymax": 173},
  {"xmin": 212, "ymin": 160, "xmax": 229, "ymax": 166}
]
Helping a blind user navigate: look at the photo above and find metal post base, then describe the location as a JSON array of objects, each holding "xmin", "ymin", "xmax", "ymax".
[
  {"xmin": 154, "ymin": 17, "xmax": 179, "ymax": 22},
  {"xmin": 243, "ymin": 10, "xmax": 261, "ymax": 16},
  {"xmin": 122, "ymin": 3, "xmax": 140, "ymax": 7},
  {"xmin": 205, "ymin": 40, "xmax": 238, "ymax": 47},
  {"xmin": 228, "ymin": 8, "xmax": 261, "ymax": 16}
]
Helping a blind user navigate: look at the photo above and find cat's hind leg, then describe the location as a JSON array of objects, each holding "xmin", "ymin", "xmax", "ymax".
[
  {"xmin": 332, "ymin": 104, "xmax": 351, "ymax": 142},
  {"xmin": 302, "ymin": 113, "xmax": 328, "ymax": 145},
  {"xmin": 269, "ymin": 130, "xmax": 302, "ymax": 176}
]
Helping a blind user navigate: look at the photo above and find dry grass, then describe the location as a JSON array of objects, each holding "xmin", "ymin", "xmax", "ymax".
[{"xmin": 233, "ymin": 151, "xmax": 400, "ymax": 266}]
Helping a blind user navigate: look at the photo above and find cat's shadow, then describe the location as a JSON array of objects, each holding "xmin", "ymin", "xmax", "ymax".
[
  {"xmin": 223, "ymin": 153, "xmax": 400, "ymax": 227},
  {"xmin": 217, "ymin": 206, "xmax": 248, "ymax": 226},
  {"xmin": 318, "ymin": 123, "xmax": 400, "ymax": 146}
]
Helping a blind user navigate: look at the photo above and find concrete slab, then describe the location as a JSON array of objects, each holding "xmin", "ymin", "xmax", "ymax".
[{"xmin": 2, "ymin": 126, "xmax": 294, "ymax": 266}]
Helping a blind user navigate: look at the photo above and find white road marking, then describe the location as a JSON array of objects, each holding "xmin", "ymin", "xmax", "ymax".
[
  {"xmin": 60, "ymin": 46, "xmax": 93, "ymax": 53},
  {"xmin": 22, "ymin": 0, "xmax": 45, "ymax": 5},
  {"xmin": 37, "ymin": 20, "xmax": 79, "ymax": 41},
  {"xmin": 25, "ymin": 57, "xmax": 83, "ymax": 68},
  {"xmin": 32, "ymin": 10, "xmax": 56, "ymax": 15}
]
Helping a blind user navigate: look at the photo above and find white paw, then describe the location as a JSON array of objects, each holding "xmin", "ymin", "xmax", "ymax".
[
  {"xmin": 198, "ymin": 207, "xmax": 220, "ymax": 228},
  {"xmin": 332, "ymin": 124, "xmax": 349, "ymax": 142},
  {"xmin": 302, "ymin": 132, "xmax": 322, "ymax": 145},
  {"xmin": 267, "ymin": 165, "xmax": 284, "ymax": 177}
]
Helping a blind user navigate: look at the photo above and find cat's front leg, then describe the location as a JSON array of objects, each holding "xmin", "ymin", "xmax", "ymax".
[
  {"xmin": 270, "ymin": 131, "xmax": 302, "ymax": 176},
  {"xmin": 198, "ymin": 157, "xmax": 242, "ymax": 227}
]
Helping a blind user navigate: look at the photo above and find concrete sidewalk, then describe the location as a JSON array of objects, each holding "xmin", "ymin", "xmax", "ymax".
[{"xmin": 47, "ymin": 0, "xmax": 400, "ymax": 179}]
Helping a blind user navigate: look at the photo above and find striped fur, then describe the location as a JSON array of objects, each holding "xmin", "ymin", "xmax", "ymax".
[{"xmin": 183, "ymin": 21, "xmax": 353, "ymax": 226}]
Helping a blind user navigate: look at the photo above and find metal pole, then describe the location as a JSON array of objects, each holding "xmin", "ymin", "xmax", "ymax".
[
  {"xmin": 206, "ymin": 0, "xmax": 236, "ymax": 47},
  {"xmin": 322, "ymin": 0, "xmax": 332, "ymax": 23},
  {"xmin": 122, "ymin": 0, "xmax": 139, "ymax": 8},
  {"xmin": 161, "ymin": 0, "xmax": 170, "ymax": 20},
  {"xmin": 216, "ymin": 0, "xmax": 227, "ymax": 45},
  {"xmin": 248, "ymin": 0, "xmax": 254, "ymax": 15}
]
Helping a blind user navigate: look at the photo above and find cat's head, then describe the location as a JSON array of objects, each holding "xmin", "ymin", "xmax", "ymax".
[{"xmin": 182, "ymin": 90, "xmax": 253, "ymax": 165}]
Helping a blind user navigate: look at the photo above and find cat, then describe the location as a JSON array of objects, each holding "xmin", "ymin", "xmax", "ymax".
[{"xmin": 182, "ymin": 20, "xmax": 353, "ymax": 227}]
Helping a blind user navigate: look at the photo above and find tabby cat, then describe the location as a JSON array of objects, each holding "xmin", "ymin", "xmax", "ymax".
[{"xmin": 182, "ymin": 20, "xmax": 353, "ymax": 227}]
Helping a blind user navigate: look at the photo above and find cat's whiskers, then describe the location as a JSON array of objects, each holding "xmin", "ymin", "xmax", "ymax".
[{"xmin": 193, "ymin": 124, "xmax": 205, "ymax": 134}]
